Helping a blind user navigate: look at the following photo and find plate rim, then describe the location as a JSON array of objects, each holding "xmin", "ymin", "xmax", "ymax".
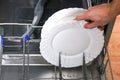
[{"xmin": 40, "ymin": 22, "xmax": 104, "ymax": 67}]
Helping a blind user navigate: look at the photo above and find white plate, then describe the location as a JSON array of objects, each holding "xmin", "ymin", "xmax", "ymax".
[
  {"xmin": 40, "ymin": 22, "xmax": 104, "ymax": 68},
  {"xmin": 40, "ymin": 8, "xmax": 104, "ymax": 68},
  {"xmin": 41, "ymin": 8, "xmax": 87, "ymax": 38}
]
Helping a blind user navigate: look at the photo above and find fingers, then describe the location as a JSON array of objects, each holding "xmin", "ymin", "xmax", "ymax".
[
  {"xmin": 74, "ymin": 10, "xmax": 105, "ymax": 30},
  {"xmin": 75, "ymin": 14, "xmax": 102, "ymax": 29},
  {"xmin": 85, "ymin": 22, "xmax": 104, "ymax": 30},
  {"xmin": 97, "ymin": 26, "xmax": 104, "ymax": 31},
  {"xmin": 84, "ymin": 22, "xmax": 98, "ymax": 29},
  {"xmin": 74, "ymin": 12, "xmax": 89, "ymax": 21}
]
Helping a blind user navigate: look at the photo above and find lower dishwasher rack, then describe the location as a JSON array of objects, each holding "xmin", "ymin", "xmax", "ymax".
[{"xmin": 0, "ymin": 23, "xmax": 114, "ymax": 80}]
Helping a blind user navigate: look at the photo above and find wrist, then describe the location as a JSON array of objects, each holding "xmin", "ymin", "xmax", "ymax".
[{"xmin": 109, "ymin": 0, "xmax": 120, "ymax": 18}]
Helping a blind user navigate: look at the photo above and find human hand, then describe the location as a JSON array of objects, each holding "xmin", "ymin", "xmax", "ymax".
[{"xmin": 75, "ymin": 4, "xmax": 115, "ymax": 30}]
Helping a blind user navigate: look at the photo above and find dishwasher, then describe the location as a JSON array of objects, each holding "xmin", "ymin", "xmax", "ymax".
[{"xmin": 0, "ymin": 0, "xmax": 114, "ymax": 80}]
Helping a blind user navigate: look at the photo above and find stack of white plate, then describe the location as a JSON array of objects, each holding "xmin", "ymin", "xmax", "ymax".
[{"xmin": 40, "ymin": 8, "xmax": 104, "ymax": 68}]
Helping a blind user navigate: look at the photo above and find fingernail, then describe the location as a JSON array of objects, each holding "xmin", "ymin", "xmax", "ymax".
[
  {"xmin": 74, "ymin": 17, "xmax": 78, "ymax": 20},
  {"xmin": 73, "ymin": 18, "xmax": 77, "ymax": 20},
  {"xmin": 84, "ymin": 26, "xmax": 88, "ymax": 28}
]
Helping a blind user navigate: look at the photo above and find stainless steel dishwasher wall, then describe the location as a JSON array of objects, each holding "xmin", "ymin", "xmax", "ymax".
[{"xmin": 0, "ymin": 0, "xmax": 35, "ymax": 23}]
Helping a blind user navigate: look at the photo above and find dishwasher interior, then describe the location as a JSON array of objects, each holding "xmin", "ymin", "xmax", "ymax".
[{"xmin": 0, "ymin": 0, "xmax": 114, "ymax": 80}]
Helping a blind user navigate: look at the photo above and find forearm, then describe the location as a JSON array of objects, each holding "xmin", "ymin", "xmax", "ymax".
[
  {"xmin": 109, "ymin": 0, "xmax": 120, "ymax": 17},
  {"xmin": 75, "ymin": 0, "xmax": 120, "ymax": 28}
]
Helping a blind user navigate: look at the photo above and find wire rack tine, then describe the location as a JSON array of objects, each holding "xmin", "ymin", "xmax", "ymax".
[
  {"xmin": 22, "ymin": 37, "xmax": 26, "ymax": 80},
  {"xmin": 59, "ymin": 52, "xmax": 63, "ymax": 80},
  {"xmin": 82, "ymin": 52, "xmax": 88, "ymax": 80},
  {"xmin": 0, "ymin": 36, "xmax": 3, "ymax": 80},
  {"xmin": 87, "ymin": 0, "xmax": 92, "ymax": 7},
  {"xmin": 26, "ymin": 39, "xmax": 30, "ymax": 80}
]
